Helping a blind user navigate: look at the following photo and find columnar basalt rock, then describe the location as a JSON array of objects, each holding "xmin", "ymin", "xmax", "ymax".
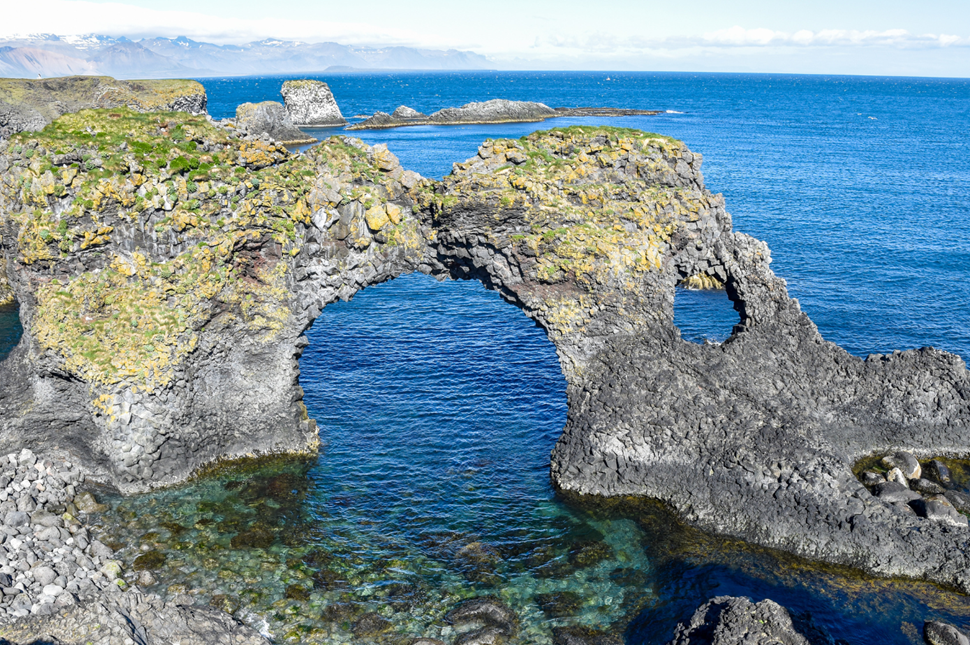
[
  {"xmin": 280, "ymin": 79, "xmax": 347, "ymax": 127},
  {"xmin": 1, "ymin": 116, "xmax": 969, "ymax": 597}
]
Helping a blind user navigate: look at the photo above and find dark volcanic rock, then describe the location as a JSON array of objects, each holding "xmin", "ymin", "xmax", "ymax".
[
  {"xmin": 2, "ymin": 120, "xmax": 970, "ymax": 593},
  {"xmin": 926, "ymin": 459, "xmax": 953, "ymax": 487},
  {"xmin": 446, "ymin": 597, "xmax": 517, "ymax": 637},
  {"xmin": 534, "ymin": 591, "xmax": 582, "ymax": 618},
  {"xmin": 873, "ymin": 481, "xmax": 921, "ymax": 503},
  {"xmin": 235, "ymin": 101, "xmax": 316, "ymax": 144},
  {"xmin": 925, "ymin": 620, "xmax": 970, "ymax": 645},
  {"xmin": 667, "ymin": 596, "xmax": 812, "ymax": 645},
  {"xmin": 352, "ymin": 612, "xmax": 392, "ymax": 637},
  {"xmin": 552, "ymin": 626, "xmax": 623, "ymax": 645}
]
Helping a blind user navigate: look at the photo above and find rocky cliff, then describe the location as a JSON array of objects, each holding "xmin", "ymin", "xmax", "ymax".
[
  {"xmin": 1, "ymin": 114, "xmax": 969, "ymax": 595},
  {"xmin": 0, "ymin": 76, "xmax": 207, "ymax": 139},
  {"xmin": 280, "ymin": 79, "xmax": 347, "ymax": 127},
  {"xmin": 234, "ymin": 101, "xmax": 316, "ymax": 145}
]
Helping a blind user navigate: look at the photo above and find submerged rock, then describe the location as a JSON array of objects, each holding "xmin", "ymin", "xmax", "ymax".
[
  {"xmin": 925, "ymin": 460, "xmax": 953, "ymax": 487},
  {"xmin": 534, "ymin": 591, "xmax": 582, "ymax": 618},
  {"xmin": 352, "ymin": 612, "xmax": 392, "ymax": 637},
  {"xmin": 552, "ymin": 626, "xmax": 623, "ymax": 645},
  {"xmin": 281, "ymin": 79, "xmax": 347, "ymax": 127},
  {"xmin": 446, "ymin": 597, "xmax": 518, "ymax": 638},
  {"xmin": 667, "ymin": 596, "xmax": 812, "ymax": 645}
]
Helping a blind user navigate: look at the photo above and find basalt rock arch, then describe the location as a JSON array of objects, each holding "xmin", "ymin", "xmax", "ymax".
[{"xmin": 1, "ymin": 112, "xmax": 969, "ymax": 592}]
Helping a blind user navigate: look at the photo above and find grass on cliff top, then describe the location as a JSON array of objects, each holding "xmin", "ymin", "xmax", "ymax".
[
  {"xmin": 0, "ymin": 77, "xmax": 204, "ymax": 116},
  {"xmin": 541, "ymin": 125, "xmax": 681, "ymax": 145}
]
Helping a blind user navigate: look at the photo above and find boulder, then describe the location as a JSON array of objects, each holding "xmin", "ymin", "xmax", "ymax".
[
  {"xmin": 446, "ymin": 597, "xmax": 518, "ymax": 637},
  {"xmin": 911, "ymin": 478, "xmax": 946, "ymax": 496},
  {"xmin": 944, "ymin": 490, "xmax": 970, "ymax": 514},
  {"xmin": 925, "ymin": 460, "xmax": 953, "ymax": 487},
  {"xmin": 667, "ymin": 596, "xmax": 812, "ymax": 645},
  {"xmin": 234, "ymin": 101, "xmax": 316, "ymax": 145},
  {"xmin": 860, "ymin": 471, "xmax": 885, "ymax": 487},
  {"xmin": 883, "ymin": 452, "xmax": 921, "ymax": 480},
  {"xmin": 925, "ymin": 621, "xmax": 970, "ymax": 645},
  {"xmin": 281, "ymin": 79, "xmax": 347, "ymax": 126},
  {"xmin": 873, "ymin": 481, "xmax": 921, "ymax": 504}
]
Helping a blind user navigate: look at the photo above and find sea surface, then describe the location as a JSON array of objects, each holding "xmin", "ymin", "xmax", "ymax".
[{"xmin": 2, "ymin": 71, "xmax": 970, "ymax": 643}]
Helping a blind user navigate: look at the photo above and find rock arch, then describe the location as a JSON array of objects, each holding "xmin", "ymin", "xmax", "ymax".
[{"xmin": 1, "ymin": 116, "xmax": 970, "ymax": 592}]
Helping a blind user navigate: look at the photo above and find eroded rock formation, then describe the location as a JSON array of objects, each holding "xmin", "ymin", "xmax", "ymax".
[
  {"xmin": 1, "ymin": 113, "xmax": 969, "ymax": 596},
  {"xmin": 281, "ymin": 79, "xmax": 347, "ymax": 127},
  {"xmin": 234, "ymin": 101, "xmax": 316, "ymax": 145}
]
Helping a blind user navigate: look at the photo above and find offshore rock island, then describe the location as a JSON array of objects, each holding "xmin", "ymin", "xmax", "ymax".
[
  {"xmin": 347, "ymin": 99, "xmax": 660, "ymax": 130},
  {"xmin": 0, "ymin": 81, "xmax": 968, "ymax": 643}
]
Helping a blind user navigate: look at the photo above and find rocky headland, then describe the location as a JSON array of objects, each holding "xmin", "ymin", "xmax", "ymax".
[
  {"xmin": 0, "ymin": 103, "xmax": 969, "ymax": 641},
  {"xmin": 0, "ymin": 76, "xmax": 207, "ymax": 139},
  {"xmin": 347, "ymin": 99, "xmax": 660, "ymax": 130}
]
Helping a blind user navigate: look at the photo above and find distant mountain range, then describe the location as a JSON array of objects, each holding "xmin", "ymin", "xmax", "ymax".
[{"xmin": 0, "ymin": 34, "xmax": 493, "ymax": 79}]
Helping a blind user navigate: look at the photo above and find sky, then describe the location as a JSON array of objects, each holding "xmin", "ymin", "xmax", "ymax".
[{"xmin": 3, "ymin": 0, "xmax": 969, "ymax": 76}]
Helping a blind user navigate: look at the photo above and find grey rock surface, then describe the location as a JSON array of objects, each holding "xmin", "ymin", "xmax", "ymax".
[
  {"xmin": 666, "ymin": 596, "xmax": 812, "ymax": 645},
  {"xmin": 925, "ymin": 621, "xmax": 970, "ymax": 645},
  {"xmin": 280, "ymin": 79, "xmax": 347, "ymax": 126},
  {"xmin": 234, "ymin": 101, "xmax": 316, "ymax": 144},
  {"xmin": 0, "ymin": 587, "xmax": 268, "ymax": 644},
  {"xmin": 348, "ymin": 98, "xmax": 557, "ymax": 130}
]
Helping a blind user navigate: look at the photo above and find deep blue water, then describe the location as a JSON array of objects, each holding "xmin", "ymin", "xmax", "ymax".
[
  {"xmin": 3, "ymin": 72, "xmax": 969, "ymax": 643},
  {"xmin": 203, "ymin": 71, "xmax": 970, "ymax": 360}
]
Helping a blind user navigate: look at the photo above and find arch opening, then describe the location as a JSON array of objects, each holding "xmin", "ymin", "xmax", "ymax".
[{"xmin": 673, "ymin": 283, "xmax": 741, "ymax": 345}]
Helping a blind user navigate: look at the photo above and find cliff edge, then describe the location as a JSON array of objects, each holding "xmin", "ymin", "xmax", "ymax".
[{"xmin": 0, "ymin": 76, "xmax": 207, "ymax": 139}]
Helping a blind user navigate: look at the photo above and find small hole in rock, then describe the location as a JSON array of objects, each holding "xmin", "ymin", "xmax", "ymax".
[{"xmin": 673, "ymin": 285, "xmax": 740, "ymax": 345}]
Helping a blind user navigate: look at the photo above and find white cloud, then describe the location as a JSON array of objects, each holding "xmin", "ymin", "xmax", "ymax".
[{"xmin": 0, "ymin": 0, "xmax": 459, "ymax": 49}]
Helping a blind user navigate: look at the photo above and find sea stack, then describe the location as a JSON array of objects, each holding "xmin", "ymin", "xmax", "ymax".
[
  {"xmin": 234, "ymin": 101, "xmax": 316, "ymax": 145},
  {"xmin": 281, "ymin": 79, "xmax": 347, "ymax": 127}
]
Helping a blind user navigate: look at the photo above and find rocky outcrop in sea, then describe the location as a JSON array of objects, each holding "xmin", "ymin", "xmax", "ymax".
[
  {"xmin": 233, "ymin": 100, "xmax": 317, "ymax": 145},
  {"xmin": 347, "ymin": 99, "xmax": 660, "ymax": 130},
  {"xmin": 667, "ymin": 596, "xmax": 813, "ymax": 645},
  {"xmin": 281, "ymin": 79, "xmax": 347, "ymax": 127},
  {"xmin": 0, "ymin": 76, "xmax": 207, "ymax": 139},
  {"xmin": 0, "ymin": 104, "xmax": 969, "ymax": 619}
]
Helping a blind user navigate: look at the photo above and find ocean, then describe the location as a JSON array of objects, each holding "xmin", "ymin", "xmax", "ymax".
[{"xmin": 2, "ymin": 71, "xmax": 969, "ymax": 643}]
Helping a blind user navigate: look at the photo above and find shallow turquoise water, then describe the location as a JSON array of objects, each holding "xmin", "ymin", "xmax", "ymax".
[{"xmin": 87, "ymin": 275, "xmax": 970, "ymax": 644}]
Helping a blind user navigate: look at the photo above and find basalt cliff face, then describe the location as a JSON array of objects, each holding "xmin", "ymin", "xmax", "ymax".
[{"xmin": 1, "ymin": 114, "xmax": 969, "ymax": 595}]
